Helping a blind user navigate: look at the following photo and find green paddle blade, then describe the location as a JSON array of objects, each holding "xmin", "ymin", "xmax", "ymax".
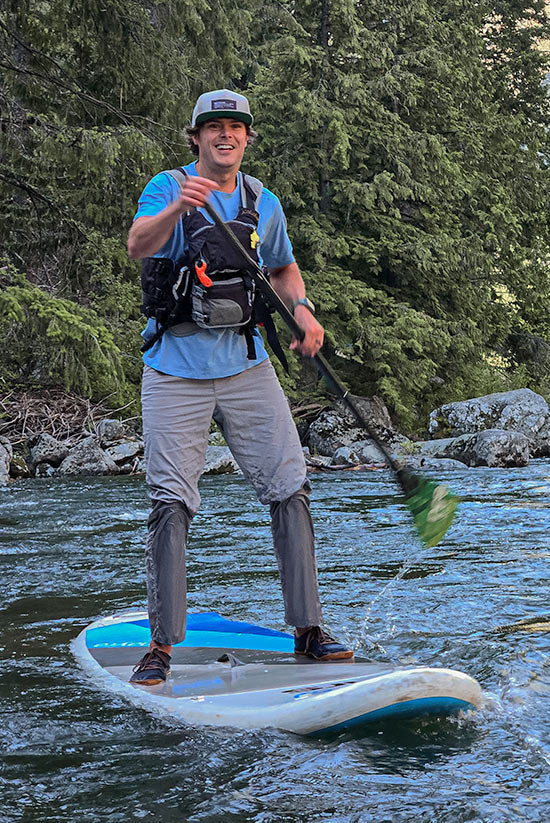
[{"xmin": 403, "ymin": 475, "xmax": 458, "ymax": 547}]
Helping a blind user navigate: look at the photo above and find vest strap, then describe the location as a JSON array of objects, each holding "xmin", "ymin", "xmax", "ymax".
[{"xmin": 142, "ymin": 167, "xmax": 287, "ymax": 372}]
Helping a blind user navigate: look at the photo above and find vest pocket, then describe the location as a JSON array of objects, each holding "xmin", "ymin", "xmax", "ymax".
[{"xmin": 191, "ymin": 277, "xmax": 254, "ymax": 329}]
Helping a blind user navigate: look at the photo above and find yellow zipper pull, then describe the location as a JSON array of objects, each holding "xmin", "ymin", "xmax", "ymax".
[{"xmin": 250, "ymin": 229, "xmax": 260, "ymax": 250}]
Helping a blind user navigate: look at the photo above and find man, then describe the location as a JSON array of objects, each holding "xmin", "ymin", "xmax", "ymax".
[{"xmin": 127, "ymin": 89, "xmax": 353, "ymax": 685}]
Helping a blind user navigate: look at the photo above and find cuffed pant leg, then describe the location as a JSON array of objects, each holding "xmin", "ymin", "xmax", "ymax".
[
  {"xmin": 146, "ymin": 499, "xmax": 191, "ymax": 646},
  {"xmin": 270, "ymin": 484, "xmax": 323, "ymax": 628}
]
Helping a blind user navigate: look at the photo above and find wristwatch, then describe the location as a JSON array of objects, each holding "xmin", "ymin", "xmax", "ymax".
[{"xmin": 292, "ymin": 297, "xmax": 316, "ymax": 315}]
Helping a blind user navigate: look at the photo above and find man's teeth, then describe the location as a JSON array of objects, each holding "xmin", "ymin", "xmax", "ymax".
[{"xmin": 216, "ymin": 144, "xmax": 233, "ymax": 149}]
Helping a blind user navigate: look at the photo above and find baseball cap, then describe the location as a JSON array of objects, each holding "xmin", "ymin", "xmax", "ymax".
[{"xmin": 191, "ymin": 89, "xmax": 253, "ymax": 127}]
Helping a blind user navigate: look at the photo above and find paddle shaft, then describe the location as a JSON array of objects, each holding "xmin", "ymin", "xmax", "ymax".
[{"xmin": 203, "ymin": 201, "xmax": 399, "ymax": 473}]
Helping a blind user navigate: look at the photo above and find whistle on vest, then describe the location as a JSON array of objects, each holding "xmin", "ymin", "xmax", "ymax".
[
  {"xmin": 195, "ymin": 260, "xmax": 212, "ymax": 288},
  {"xmin": 250, "ymin": 230, "xmax": 259, "ymax": 250}
]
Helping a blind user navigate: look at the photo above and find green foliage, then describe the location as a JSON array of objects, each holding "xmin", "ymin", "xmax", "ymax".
[
  {"xmin": 0, "ymin": 265, "xmax": 133, "ymax": 403},
  {"xmin": 245, "ymin": 0, "xmax": 550, "ymax": 428},
  {"xmin": 0, "ymin": 0, "xmax": 254, "ymax": 406},
  {"xmin": 2, "ymin": 0, "xmax": 550, "ymax": 430}
]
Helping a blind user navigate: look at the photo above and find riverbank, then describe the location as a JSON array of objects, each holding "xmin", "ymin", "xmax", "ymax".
[{"xmin": 1, "ymin": 386, "xmax": 549, "ymax": 485}]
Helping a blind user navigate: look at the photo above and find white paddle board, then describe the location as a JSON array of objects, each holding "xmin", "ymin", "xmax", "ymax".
[{"xmin": 72, "ymin": 611, "xmax": 482, "ymax": 734}]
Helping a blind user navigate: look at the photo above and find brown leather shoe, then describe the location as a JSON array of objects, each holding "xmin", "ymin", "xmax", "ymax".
[
  {"xmin": 294, "ymin": 627, "xmax": 354, "ymax": 661},
  {"xmin": 129, "ymin": 648, "xmax": 171, "ymax": 685}
]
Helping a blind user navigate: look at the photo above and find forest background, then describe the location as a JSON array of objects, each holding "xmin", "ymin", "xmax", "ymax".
[{"xmin": 2, "ymin": 0, "xmax": 550, "ymax": 434}]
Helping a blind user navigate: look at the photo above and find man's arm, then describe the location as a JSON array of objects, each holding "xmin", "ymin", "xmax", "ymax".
[
  {"xmin": 128, "ymin": 175, "xmax": 217, "ymax": 259},
  {"xmin": 269, "ymin": 262, "xmax": 324, "ymax": 358}
]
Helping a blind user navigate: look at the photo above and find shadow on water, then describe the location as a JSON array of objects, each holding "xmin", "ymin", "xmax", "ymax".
[{"xmin": 310, "ymin": 712, "xmax": 482, "ymax": 764}]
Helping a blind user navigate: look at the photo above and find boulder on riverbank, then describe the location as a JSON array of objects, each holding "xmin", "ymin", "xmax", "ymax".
[
  {"xmin": 441, "ymin": 429, "xmax": 530, "ymax": 468},
  {"xmin": 305, "ymin": 388, "xmax": 541, "ymax": 471},
  {"xmin": 307, "ymin": 395, "xmax": 406, "ymax": 458},
  {"xmin": 29, "ymin": 433, "xmax": 69, "ymax": 470},
  {"xmin": 429, "ymin": 389, "xmax": 549, "ymax": 438},
  {"xmin": 1, "ymin": 386, "xmax": 548, "ymax": 483},
  {"xmin": 331, "ymin": 441, "xmax": 389, "ymax": 466},
  {"xmin": 397, "ymin": 455, "xmax": 467, "ymax": 471},
  {"xmin": 203, "ymin": 446, "xmax": 239, "ymax": 475},
  {"xmin": 96, "ymin": 418, "xmax": 132, "ymax": 446},
  {"xmin": 405, "ymin": 430, "xmax": 530, "ymax": 468},
  {"xmin": 0, "ymin": 438, "xmax": 12, "ymax": 486},
  {"xmin": 57, "ymin": 436, "xmax": 120, "ymax": 476},
  {"xmin": 105, "ymin": 440, "xmax": 145, "ymax": 465},
  {"xmin": 528, "ymin": 434, "xmax": 550, "ymax": 459}
]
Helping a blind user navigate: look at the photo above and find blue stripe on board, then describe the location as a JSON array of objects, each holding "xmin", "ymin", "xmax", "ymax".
[
  {"xmin": 86, "ymin": 623, "xmax": 294, "ymax": 653},
  {"xmin": 313, "ymin": 696, "xmax": 474, "ymax": 734},
  {"xmin": 128, "ymin": 612, "xmax": 290, "ymax": 639}
]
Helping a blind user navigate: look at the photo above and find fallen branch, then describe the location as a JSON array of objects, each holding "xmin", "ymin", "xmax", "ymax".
[{"xmin": 0, "ymin": 388, "xmax": 138, "ymax": 446}]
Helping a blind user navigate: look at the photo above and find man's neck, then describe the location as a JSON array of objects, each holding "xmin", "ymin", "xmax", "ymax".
[{"xmin": 195, "ymin": 160, "xmax": 238, "ymax": 193}]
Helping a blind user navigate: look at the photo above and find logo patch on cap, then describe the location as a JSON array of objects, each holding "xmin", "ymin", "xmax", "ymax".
[{"xmin": 211, "ymin": 99, "xmax": 237, "ymax": 110}]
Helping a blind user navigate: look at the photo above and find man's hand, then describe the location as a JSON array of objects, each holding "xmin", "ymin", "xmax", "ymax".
[
  {"xmin": 290, "ymin": 305, "xmax": 324, "ymax": 358},
  {"xmin": 175, "ymin": 175, "xmax": 218, "ymax": 211},
  {"xmin": 269, "ymin": 262, "xmax": 325, "ymax": 358},
  {"xmin": 128, "ymin": 175, "xmax": 217, "ymax": 259}
]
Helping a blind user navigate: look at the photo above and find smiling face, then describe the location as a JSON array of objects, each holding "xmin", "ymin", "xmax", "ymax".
[{"xmin": 193, "ymin": 117, "xmax": 249, "ymax": 180}]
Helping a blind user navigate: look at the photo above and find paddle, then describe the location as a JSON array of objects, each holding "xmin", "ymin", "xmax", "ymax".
[{"xmin": 203, "ymin": 201, "xmax": 458, "ymax": 547}]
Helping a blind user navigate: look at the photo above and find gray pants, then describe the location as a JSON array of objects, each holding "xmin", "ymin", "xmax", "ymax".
[{"xmin": 141, "ymin": 360, "xmax": 323, "ymax": 644}]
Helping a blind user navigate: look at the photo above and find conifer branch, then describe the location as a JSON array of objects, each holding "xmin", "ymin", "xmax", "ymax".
[
  {"xmin": 0, "ymin": 20, "xmax": 181, "ymax": 135},
  {"xmin": 0, "ymin": 171, "xmax": 97, "ymax": 246}
]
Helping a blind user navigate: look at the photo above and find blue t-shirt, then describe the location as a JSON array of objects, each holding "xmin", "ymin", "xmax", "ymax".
[{"xmin": 134, "ymin": 161, "xmax": 295, "ymax": 379}]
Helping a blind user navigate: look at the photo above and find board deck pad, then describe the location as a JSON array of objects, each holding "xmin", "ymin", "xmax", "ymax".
[{"xmin": 73, "ymin": 611, "xmax": 483, "ymax": 734}]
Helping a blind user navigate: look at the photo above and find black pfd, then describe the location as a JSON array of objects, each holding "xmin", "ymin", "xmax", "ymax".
[{"xmin": 140, "ymin": 168, "xmax": 288, "ymax": 372}]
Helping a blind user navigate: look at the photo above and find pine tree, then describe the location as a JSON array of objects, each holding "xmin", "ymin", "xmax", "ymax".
[
  {"xmin": 246, "ymin": 0, "xmax": 550, "ymax": 427},
  {"xmin": 2, "ymin": 0, "xmax": 550, "ymax": 427},
  {"xmin": 0, "ymin": 0, "xmax": 254, "ymax": 399}
]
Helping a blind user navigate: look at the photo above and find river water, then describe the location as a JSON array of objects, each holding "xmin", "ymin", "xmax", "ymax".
[{"xmin": 1, "ymin": 462, "xmax": 550, "ymax": 822}]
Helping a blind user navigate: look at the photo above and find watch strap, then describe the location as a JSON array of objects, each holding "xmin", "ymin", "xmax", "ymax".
[{"xmin": 292, "ymin": 297, "xmax": 316, "ymax": 315}]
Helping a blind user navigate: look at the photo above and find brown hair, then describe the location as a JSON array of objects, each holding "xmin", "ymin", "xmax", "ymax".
[{"xmin": 184, "ymin": 122, "xmax": 258, "ymax": 156}]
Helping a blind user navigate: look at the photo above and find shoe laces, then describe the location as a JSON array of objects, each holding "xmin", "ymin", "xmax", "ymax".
[
  {"xmin": 132, "ymin": 648, "xmax": 170, "ymax": 674},
  {"xmin": 302, "ymin": 626, "xmax": 335, "ymax": 652}
]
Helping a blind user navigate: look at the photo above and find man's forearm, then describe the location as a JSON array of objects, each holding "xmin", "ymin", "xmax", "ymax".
[
  {"xmin": 268, "ymin": 262, "xmax": 305, "ymax": 309},
  {"xmin": 128, "ymin": 175, "xmax": 218, "ymax": 259},
  {"xmin": 269, "ymin": 261, "xmax": 324, "ymax": 356},
  {"xmin": 128, "ymin": 202, "xmax": 183, "ymax": 259}
]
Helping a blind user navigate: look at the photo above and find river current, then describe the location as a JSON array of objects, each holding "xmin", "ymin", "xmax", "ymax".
[{"xmin": 1, "ymin": 462, "xmax": 550, "ymax": 821}]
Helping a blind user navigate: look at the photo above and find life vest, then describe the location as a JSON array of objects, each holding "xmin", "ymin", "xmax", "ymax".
[{"xmin": 140, "ymin": 168, "xmax": 288, "ymax": 371}]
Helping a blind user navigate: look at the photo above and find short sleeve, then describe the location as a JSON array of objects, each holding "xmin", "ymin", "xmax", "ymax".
[
  {"xmin": 133, "ymin": 173, "xmax": 179, "ymax": 221},
  {"xmin": 258, "ymin": 196, "xmax": 295, "ymax": 269}
]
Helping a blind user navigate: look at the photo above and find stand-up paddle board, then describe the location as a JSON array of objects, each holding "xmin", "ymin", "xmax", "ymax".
[{"xmin": 72, "ymin": 611, "xmax": 482, "ymax": 734}]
